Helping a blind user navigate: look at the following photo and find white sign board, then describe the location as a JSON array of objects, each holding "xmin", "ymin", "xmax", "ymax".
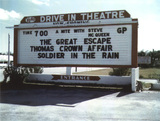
[
  {"xmin": 15, "ymin": 24, "xmax": 133, "ymax": 67},
  {"xmin": 138, "ymin": 56, "xmax": 151, "ymax": 64},
  {"xmin": 14, "ymin": 10, "xmax": 138, "ymax": 67}
]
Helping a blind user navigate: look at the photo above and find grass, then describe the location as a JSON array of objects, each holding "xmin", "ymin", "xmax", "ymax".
[
  {"xmin": 73, "ymin": 67, "xmax": 160, "ymax": 90},
  {"xmin": 139, "ymin": 68, "xmax": 160, "ymax": 79},
  {"xmin": 73, "ymin": 68, "xmax": 160, "ymax": 80},
  {"xmin": 73, "ymin": 68, "xmax": 113, "ymax": 76}
]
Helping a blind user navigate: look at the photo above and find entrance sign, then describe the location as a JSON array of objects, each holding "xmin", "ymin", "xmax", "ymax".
[
  {"xmin": 52, "ymin": 75, "xmax": 100, "ymax": 81},
  {"xmin": 14, "ymin": 10, "xmax": 138, "ymax": 67}
]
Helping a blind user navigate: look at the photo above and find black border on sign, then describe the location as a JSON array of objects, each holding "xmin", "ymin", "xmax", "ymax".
[{"xmin": 14, "ymin": 20, "xmax": 138, "ymax": 68}]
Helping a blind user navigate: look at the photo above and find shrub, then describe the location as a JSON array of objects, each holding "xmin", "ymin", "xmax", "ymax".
[
  {"xmin": 29, "ymin": 66, "xmax": 43, "ymax": 73},
  {"xmin": 139, "ymin": 75, "xmax": 144, "ymax": 78},
  {"xmin": 109, "ymin": 68, "xmax": 131, "ymax": 76},
  {"xmin": 2, "ymin": 66, "xmax": 43, "ymax": 84},
  {"xmin": 3, "ymin": 66, "xmax": 30, "ymax": 84}
]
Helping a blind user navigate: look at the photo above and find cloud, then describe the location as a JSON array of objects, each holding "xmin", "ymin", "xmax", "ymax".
[
  {"xmin": 105, "ymin": 0, "xmax": 154, "ymax": 5},
  {"xmin": 31, "ymin": 0, "xmax": 50, "ymax": 6},
  {"xmin": 0, "ymin": 8, "xmax": 21, "ymax": 20}
]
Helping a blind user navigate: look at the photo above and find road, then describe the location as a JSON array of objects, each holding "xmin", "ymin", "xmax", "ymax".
[{"xmin": 0, "ymin": 85, "xmax": 160, "ymax": 121}]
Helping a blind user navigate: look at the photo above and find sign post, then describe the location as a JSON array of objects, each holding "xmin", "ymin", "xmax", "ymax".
[
  {"xmin": 66, "ymin": 67, "xmax": 72, "ymax": 75},
  {"xmin": 8, "ymin": 34, "xmax": 10, "ymax": 68},
  {"xmin": 14, "ymin": 10, "xmax": 138, "ymax": 91},
  {"xmin": 14, "ymin": 10, "xmax": 138, "ymax": 68}
]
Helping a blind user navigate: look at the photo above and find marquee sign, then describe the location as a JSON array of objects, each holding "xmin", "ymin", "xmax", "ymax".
[
  {"xmin": 21, "ymin": 10, "xmax": 130, "ymax": 23},
  {"xmin": 19, "ymin": 10, "xmax": 132, "ymax": 28},
  {"xmin": 14, "ymin": 10, "xmax": 138, "ymax": 68}
]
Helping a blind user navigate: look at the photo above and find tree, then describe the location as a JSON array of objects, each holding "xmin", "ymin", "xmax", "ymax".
[
  {"xmin": 138, "ymin": 50, "xmax": 160, "ymax": 67},
  {"xmin": 147, "ymin": 50, "xmax": 160, "ymax": 67},
  {"xmin": 138, "ymin": 50, "xmax": 146, "ymax": 56}
]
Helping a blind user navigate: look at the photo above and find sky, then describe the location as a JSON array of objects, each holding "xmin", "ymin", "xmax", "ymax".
[{"xmin": 0, "ymin": 0, "xmax": 160, "ymax": 53}]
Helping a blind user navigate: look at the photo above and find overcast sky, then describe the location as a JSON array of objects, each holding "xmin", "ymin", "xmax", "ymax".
[{"xmin": 0, "ymin": 0, "xmax": 160, "ymax": 53}]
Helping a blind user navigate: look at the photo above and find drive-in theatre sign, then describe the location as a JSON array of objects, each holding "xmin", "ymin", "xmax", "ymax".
[{"xmin": 14, "ymin": 10, "xmax": 138, "ymax": 67}]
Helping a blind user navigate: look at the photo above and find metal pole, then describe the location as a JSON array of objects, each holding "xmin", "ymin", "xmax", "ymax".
[
  {"xmin": 75, "ymin": 67, "xmax": 77, "ymax": 72},
  {"xmin": 8, "ymin": 34, "xmax": 10, "ymax": 68}
]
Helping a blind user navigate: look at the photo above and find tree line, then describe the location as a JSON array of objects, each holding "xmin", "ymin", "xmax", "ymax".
[{"xmin": 138, "ymin": 50, "xmax": 160, "ymax": 68}]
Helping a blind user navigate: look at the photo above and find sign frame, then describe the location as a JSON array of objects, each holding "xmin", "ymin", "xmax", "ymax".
[{"xmin": 14, "ymin": 19, "xmax": 138, "ymax": 68}]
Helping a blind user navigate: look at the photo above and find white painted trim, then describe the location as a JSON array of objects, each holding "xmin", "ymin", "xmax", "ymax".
[
  {"xmin": 26, "ymin": 74, "xmax": 131, "ymax": 86},
  {"xmin": 131, "ymin": 67, "xmax": 139, "ymax": 92}
]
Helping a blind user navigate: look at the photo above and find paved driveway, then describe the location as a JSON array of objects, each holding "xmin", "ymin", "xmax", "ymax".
[{"xmin": 0, "ymin": 86, "xmax": 160, "ymax": 121}]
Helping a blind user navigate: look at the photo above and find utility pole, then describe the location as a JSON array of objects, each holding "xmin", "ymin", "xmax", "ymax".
[{"xmin": 8, "ymin": 34, "xmax": 10, "ymax": 68}]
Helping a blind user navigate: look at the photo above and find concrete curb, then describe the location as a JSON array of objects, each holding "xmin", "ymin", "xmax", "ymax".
[{"xmin": 151, "ymin": 83, "xmax": 160, "ymax": 90}]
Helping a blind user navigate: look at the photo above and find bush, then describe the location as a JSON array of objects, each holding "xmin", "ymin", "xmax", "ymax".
[
  {"xmin": 2, "ymin": 66, "xmax": 43, "ymax": 85},
  {"xmin": 139, "ymin": 75, "xmax": 144, "ymax": 78},
  {"xmin": 29, "ymin": 66, "xmax": 43, "ymax": 73},
  {"xmin": 109, "ymin": 68, "xmax": 131, "ymax": 76},
  {"xmin": 3, "ymin": 66, "xmax": 30, "ymax": 84}
]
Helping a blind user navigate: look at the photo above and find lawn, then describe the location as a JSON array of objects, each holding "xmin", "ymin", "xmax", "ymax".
[
  {"xmin": 73, "ymin": 67, "xmax": 160, "ymax": 80},
  {"xmin": 139, "ymin": 68, "xmax": 160, "ymax": 79},
  {"xmin": 73, "ymin": 68, "xmax": 113, "ymax": 76}
]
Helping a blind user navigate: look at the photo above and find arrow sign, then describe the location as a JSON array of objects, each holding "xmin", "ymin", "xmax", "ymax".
[{"xmin": 52, "ymin": 75, "xmax": 100, "ymax": 81}]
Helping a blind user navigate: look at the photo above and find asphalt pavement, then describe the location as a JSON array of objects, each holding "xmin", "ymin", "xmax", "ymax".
[{"xmin": 0, "ymin": 85, "xmax": 160, "ymax": 121}]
